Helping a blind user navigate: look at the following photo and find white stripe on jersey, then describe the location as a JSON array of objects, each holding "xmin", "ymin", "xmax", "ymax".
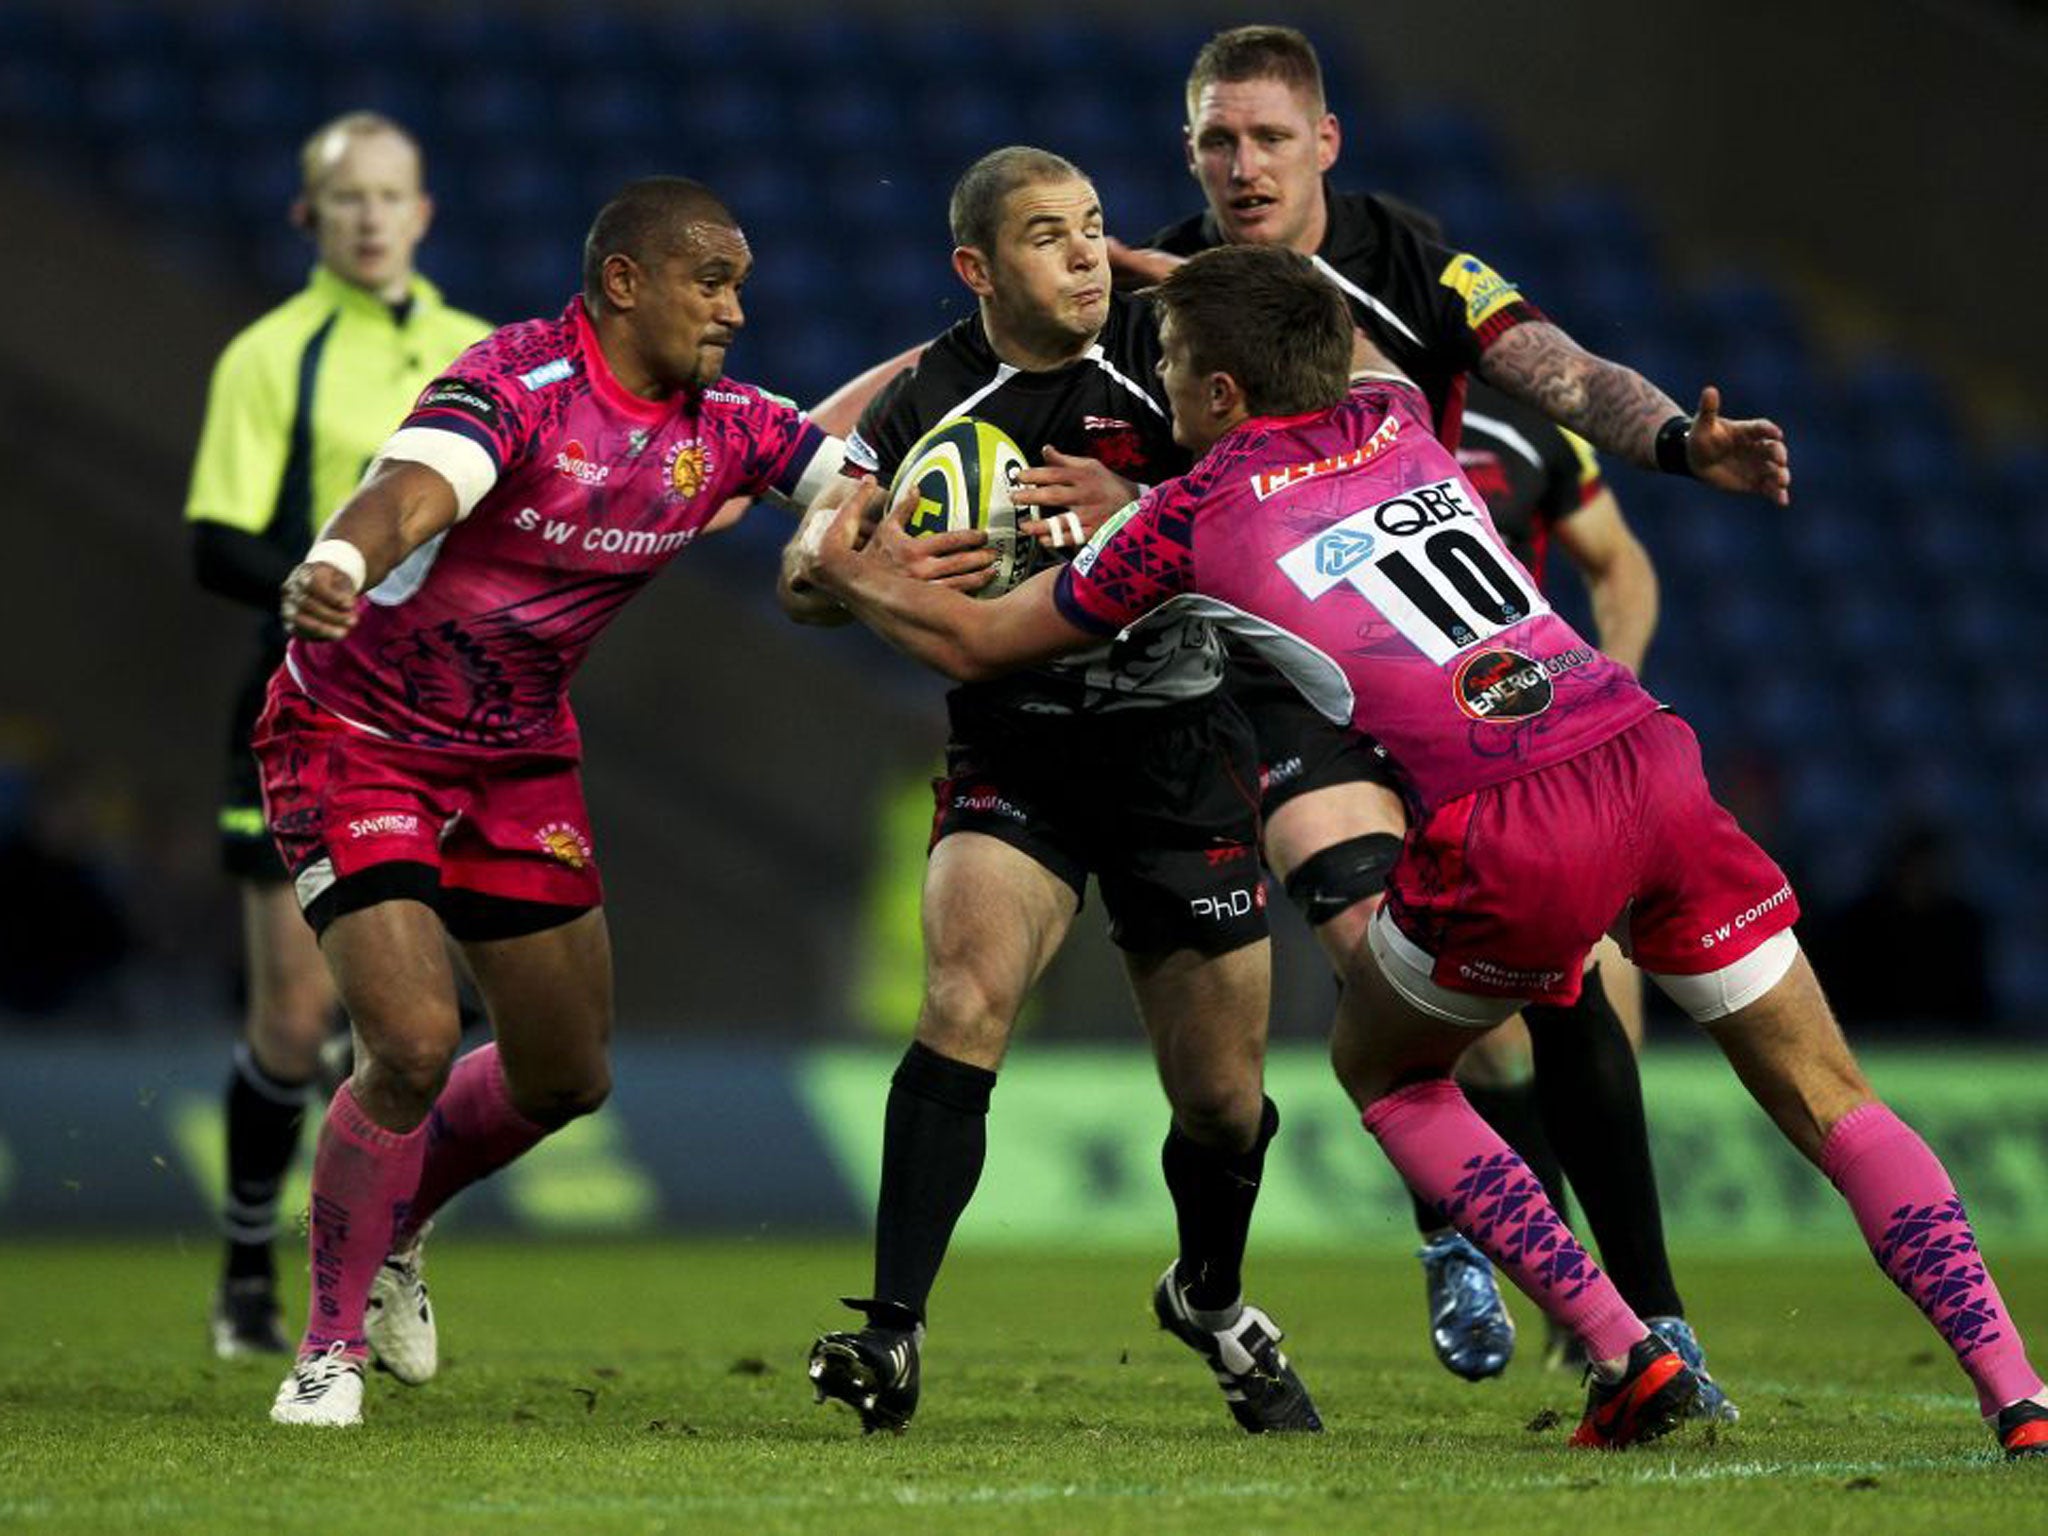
[
  {"xmin": 1312, "ymin": 256, "xmax": 1424, "ymax": 349},
  {"xmin": 936, "ymin": 362, "xmax": 1021, "ymax": 422},
  {"xmin": 369, "ymin": 426, "xmax": 498, "ymax": 521},
  {"xmin": 1082, "ymin": 345, "xmax": 1169, "ymax": 419},
  {"xmin": 931, "ymin": 349, "xmax": 1167, "ymax": 425},
  {"xmin": 1460, "ymin": 410, "xmax": 1545, "ymax": 471}
]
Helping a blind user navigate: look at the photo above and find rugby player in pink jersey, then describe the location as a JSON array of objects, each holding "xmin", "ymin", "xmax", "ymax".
[
  {"xmin": 793, "ymin": 244, "xmax": 2048, "ymax": 1458},
  {"xmin": 258, "ymin": 177, "xmax": 849, "ymax": 1426}
]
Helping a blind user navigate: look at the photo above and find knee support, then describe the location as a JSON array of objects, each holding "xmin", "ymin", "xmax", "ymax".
[{"xmin": 1282, "ymin": 833, "xmax": 1403, "ymax": 926}]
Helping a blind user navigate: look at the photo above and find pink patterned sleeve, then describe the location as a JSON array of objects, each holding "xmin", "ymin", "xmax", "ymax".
[{"xmin": 1053, "ymin": 482, "xmax": 1198, "ymax": 634}]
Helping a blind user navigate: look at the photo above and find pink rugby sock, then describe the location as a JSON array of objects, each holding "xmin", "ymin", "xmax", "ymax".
[
  {"xmin": 300, "ymin": 1082, "xmax": 428, "ymax": 1356},
  {"xmin": 1821, "ymin": 1101, "xmax": 2042, "ymax": 1415},
  {"xmin": 401, "ymin": 1043, "xmax": 549, "ymax": 1240},
  {"xmin": 1364, "ymin": 1078, "xmax": 1645, "ymax": 1364}
]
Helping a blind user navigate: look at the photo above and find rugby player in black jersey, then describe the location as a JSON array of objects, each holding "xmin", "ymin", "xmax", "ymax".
[
  {"xmin": 778, "ymin": 146, "xmax": 1320, "ymax": 1437},
  {"xmin": 1052, "ymin": 26, "xmax": 1785, "ymax": 1409}
]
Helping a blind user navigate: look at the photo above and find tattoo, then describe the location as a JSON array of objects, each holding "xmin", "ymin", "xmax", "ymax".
[{"xmin": 1479, "ymin": 322, "xmax": 1681, "ymax": 468}]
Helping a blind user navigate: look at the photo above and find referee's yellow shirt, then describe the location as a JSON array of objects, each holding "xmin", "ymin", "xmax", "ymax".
[{"xmin": 185, "ymin": 264, "xmax": 490, "ymax": 542}]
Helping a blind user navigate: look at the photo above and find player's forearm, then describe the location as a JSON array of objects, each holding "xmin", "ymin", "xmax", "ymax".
[
  {"xmin": 777, "ymin": 544, "xmax": 854, "ymax": 627},
  {"xmin": 192, "ymin": 522, "xmax": 299, "ymax": 610},
  {"xmin": 1587, "ymin": 553, "xmax": 1659, "ymax": 673},
  {"xmin": 823, "ymin": 562, "xmax": 989, "ymax": 681},
  {"xmin": 1479, "ymin": 322, "xmax": 1682, "ymax": 471},
  {"xmin": 314, "ymin": 462, "xmax": 461, "ymax": 588}
]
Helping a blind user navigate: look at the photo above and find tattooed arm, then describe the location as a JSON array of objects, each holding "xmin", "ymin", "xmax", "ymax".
[{"xmin": 1480, "ymin": 321, "xmax": 1791, "ymax": 505}]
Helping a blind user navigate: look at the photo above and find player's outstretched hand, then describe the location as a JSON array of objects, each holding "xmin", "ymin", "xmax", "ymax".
[
  {"xmin": 282, "ymin": 560, "xmax": 359, "ymax": 640},
  {"xmin": 1106, "ymin": 237, "xmax": 1183, "ymax": 291},
  {"xmin": 1687, "ymin": 385, "xmax": 1791, "ymax": 506},
  {"xmin": 1016, "ymin": 447, "xmax": 1138, "ymax": 552}
]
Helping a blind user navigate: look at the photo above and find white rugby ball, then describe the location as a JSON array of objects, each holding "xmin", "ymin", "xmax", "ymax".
[{"xmin": 888, "ymin": 416, "xmax": 1037, "ymax": 598}]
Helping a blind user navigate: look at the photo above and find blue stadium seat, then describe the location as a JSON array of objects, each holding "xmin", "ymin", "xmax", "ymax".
[
  {"xmin": 316, "ymin": 65, "xmax": 435, "ymax": 133},
  {"xmin": 1383, "ymin": 103, "xmax": 1502, "ymax": 181},
  {"xmin": 110, "ymin": 139, "xmax": 224, "ymax": 220},
  {"xmin": 558, "ymin": 73, "xmax": 669, "ymax": 148},
  {"xmin": 201, "ymin": 63, "xmax": 314, "ymax": 137},
  {"xmin": 302, "ymin": 5, "xmax": 408, "ymax": 71}
]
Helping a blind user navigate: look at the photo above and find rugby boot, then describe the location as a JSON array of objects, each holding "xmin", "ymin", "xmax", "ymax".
[
  {"xmin": 1153, "ymin": 1263, "xmax": 1323, "ymax": 1433},
  {"xmin": 210, "ymin": 1277, "xmax": 292, "ymax": 1359},
  {"xmin": 270, "ymin": 1341, "xmax": 366, "ymax": 1426},
  {"xmin": 808, "ymin": 1298, "xmax": 922, "ymax": 1434},
  {"xmin": 364, "ymin": 1221, "xmax": 436, "ymax": 1385},
  {"xmin": 1997, "ymin": 1398, "xmax": 2048, "ymax": 1460},
  {"xmin": 1418, "ymin": 1231, "xmax": 1515, "ymax": 1380},
  {"xmin": 1644, "ymin": 1315, "xmax": 1739, "ymax": 1423},
  {"xmin": 1569, "ymin": 1333, "xmax": 1699, "ymax": 1449}
]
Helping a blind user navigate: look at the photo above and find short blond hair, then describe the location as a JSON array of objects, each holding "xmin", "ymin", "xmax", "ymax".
[
  {"xmin": 1185, "ymin": 26, "xmax": 1326, "ymax": 122},
  {"xmin": 298, "ymin": 111, "xmax": 423, "ymax": 195}
]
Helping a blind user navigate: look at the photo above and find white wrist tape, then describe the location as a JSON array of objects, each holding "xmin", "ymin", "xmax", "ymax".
[{"xmin": 304, "ymin": 538, "xmax": 368, "ymax": 591}]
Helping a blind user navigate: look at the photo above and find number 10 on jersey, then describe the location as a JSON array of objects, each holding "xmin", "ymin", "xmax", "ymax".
[{"xmin": 1276, "ymin": 477, "xmax": 1548, "ymax": 664}]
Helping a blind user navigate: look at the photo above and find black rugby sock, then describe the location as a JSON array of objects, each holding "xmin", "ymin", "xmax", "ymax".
[
  {"xmin": 870, "ymin": 1041, "xmax": 997, "ymax": 1323},
  {"xmin": 1526, "ymin": 966, "xmax": 1684, "ymax": 1318},
  {"xmin": 1162, "ymin": 1097, "xmax": 1280, "ymax": 1312},
  {"xmin": 222, "ymin": 1043, "xmax": 312, "ymax": 1284},
  {"xmin": 1461, "ymin": 1078, "xmax": 1573, "ymax": 1232}
]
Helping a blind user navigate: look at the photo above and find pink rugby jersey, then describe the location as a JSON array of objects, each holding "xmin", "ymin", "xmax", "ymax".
[
  {"xmin": 1056, "ymin": 378, "xmax": 1660, "ymax": 809},
  {"xmin": 288, "ymin": 299, "xmax": 836, "ymax": 752}
]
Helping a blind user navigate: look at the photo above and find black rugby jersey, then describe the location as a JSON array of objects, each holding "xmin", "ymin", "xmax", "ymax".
[
  {"xmin": 1455, "ymin": 381, "xmax": 1603, "ymax": 586},
  {"xmin": 1150, "ymin": 186, "xmax": 1546, "ymax": 446},
  {"xmin": 847, "ymin": 293, "xmax": 1225, "ymax": 717}
]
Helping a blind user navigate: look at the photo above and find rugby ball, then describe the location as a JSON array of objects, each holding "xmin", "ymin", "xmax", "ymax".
[{"xmin": 888, "ymin": 416, "xmax": 1037, "ymax": 598}]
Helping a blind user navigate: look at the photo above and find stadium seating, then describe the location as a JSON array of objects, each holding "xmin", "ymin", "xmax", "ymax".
[{"xmin": 6, "ymin": 0, "xmax": 2038, "ymax": 1025}]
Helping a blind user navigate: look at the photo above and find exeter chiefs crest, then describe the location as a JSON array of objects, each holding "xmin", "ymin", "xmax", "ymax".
[
  {"xmin": 664, "ymin": 441, "xmax": 709, "ymax": 499},
  {"xmin": 535, "ymin": 821, "xmax": 593, "ymax": 869}
]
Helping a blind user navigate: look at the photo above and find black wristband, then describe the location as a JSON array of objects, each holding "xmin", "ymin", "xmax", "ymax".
[{"xmin": 1654, "ymin": 414, "xmax": 1695, "ymax": 478}]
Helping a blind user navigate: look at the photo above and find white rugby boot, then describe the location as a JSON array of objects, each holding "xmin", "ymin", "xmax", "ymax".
[
  {"xmin": 364, "ymin": 1220, "xmax": 437, "ymax": 1385},
  {"xmin": 270, "ymin": 1342, "xmax": 365, "ymax": 1426}
]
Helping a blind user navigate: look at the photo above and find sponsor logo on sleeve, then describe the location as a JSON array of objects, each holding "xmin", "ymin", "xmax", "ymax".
[
  {"xmin": 517, "ymin": 357, "xmax": 575, "ymax": 391},
  {"xmin": 1438, "ymin": 254, "xmax": 1523, "ymax": 331},
  {"xmin": 420, "ymin": 379, "xmax": 503, "ymax": 423},
  {"xmin": 1072, "ymin": 500, "xmax": 1143, "ymax": 577},
  {"xmin": 702, "ymin": 387, "xmax": 750, "ymax": 405}
]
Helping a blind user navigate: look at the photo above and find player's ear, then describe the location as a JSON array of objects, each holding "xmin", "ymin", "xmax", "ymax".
[
  {"xmin": 601, "ymin": 252, "xmax": 640, "ymax": 311},
  {"xmin": 414, "ymin": 191, "xmax": 435, "ymax": 239},
  {"xmin": 1316, "ymin": 112, "xmax": 1341, "ymax": 174},
  {"xmin": 1182, "ymin": 124, "xmax": 1198, "ymax": 179},
  {"xmin": 952, "ymin": 245, "xmax": 994, "ymax": 300},
  {"xmin": 290, "ymin": 198, "xmax": 316, "ymax": 237}
]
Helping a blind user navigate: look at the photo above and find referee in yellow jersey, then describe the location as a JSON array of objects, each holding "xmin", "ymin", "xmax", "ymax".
[{"xmin": 185, "ymin": 112, "xmax": 488, "ymax": 1357}]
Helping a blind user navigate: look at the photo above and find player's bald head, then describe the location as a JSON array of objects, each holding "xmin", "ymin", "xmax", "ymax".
[
  {"xmin": 583, "ymin": 177, "xmax": 740, "ymax": 308},
  {"xmin": 299, "ymin": 110, "xmax": 423, "ymax": 196},
  {"xmin": 949, "ymin": 146, "xmax": 1088, "ymax": 254}
]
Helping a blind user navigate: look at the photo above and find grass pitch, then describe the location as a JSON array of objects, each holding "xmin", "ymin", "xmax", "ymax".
[{"xmin": 3, "ymin": 1238, "xmax": 2044, "ymax": 1534}]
